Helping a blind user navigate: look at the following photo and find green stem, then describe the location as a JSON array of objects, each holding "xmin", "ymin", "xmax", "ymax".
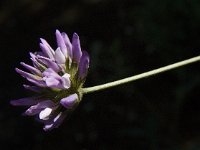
[{"xmin": 81, "ymin": 55, "xmax": 200, "ymax": 94}]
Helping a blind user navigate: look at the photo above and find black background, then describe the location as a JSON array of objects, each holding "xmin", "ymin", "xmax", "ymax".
[{"xmin": 0, "ymin": 0, "xmax": 200, "ymax": 150}]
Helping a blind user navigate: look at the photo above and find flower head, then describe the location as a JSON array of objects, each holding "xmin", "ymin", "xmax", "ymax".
[{"xmin": 11, "ymin": 30, "xmax": 89, "ymax": 131}]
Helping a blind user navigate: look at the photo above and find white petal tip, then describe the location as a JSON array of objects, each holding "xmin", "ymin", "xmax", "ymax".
[{"xmin": 39, "ymin": 108, "xmax": 52, "ymax": 120}]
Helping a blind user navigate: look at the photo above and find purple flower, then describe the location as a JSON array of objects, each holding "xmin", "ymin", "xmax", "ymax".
[{"xmin": 11, "ymin": 30, "xmax": 89, "ymax": 131}]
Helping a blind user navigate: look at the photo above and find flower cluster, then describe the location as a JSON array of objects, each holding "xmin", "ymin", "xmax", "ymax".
[{"xmin": 11, "ymin": 30, "xmax": 89, "ymax": 131}]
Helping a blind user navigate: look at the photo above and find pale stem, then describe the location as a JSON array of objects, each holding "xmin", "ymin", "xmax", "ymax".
[{"xmin": 81, "ymin": 55, "xmax": 200, "ymax": 94}]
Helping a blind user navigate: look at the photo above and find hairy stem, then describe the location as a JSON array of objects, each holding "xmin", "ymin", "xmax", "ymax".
[{"xmin": 81, "ymin": 55, "xmax": 200, "ymax": 94}]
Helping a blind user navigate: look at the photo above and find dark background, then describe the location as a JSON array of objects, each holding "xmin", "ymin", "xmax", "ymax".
[{"xmin": 0, "ymin": 0, "xmax": 200, "ymax": 150}]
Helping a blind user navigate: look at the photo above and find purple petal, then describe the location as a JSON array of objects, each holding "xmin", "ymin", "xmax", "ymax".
[
  {"xmin": 52, "ymin": 112, "xmax": 67, "ymax": 128},
  {"xmin": 30, "ymin": 52, "xmax": 37, "ymax": 61},
  {"xmin": 26, "ymin": 78, "xmax": 46, "ymax": 87},
  {"xmin": 40, "ymin": 38, "xmax": 55, "ymax": 55},
  {"xmin": 30, "ymin": 58, "xmax": 42, "ymax": 70},
  {"xmin": 43, "ymin": 68, "xmax": 60, "ymax": 80},
  {"xmin": 45, "ymin": 77, "xmax": 60, "ymax": 88},
  {"xmin": 25, "ymin": 106, "xmax": 43, "ymax": 116},
  {"xmin": 15, "ymin": 68, "xmax": 39, "ymax": 80},
  {"xmin": 61, "ymin": 73, "xmax": 71, "ymax": 89},
  {"xmin": 55, "ymin": 47, "xmax": 66, "ymax": 64},
  {"xmin": 43, "ymin": 124, "xmax": 53, "ymax": 131},
  {"xmin": 37, "ymin": 56, "xmax": 60, "ymax": 72},
  {"xmin": 43, "ymin": 111, "xmax": 67, "ymax": 131},
  {"xmin": 60, "ymin": 93, "xmax": 78, "ymax": 108},
  {"xmin": 25, "ymin": 100, "xmax": 55, "ymax": 116},
  {"xmin": 40, "ymin": 43, "xmax": 54, "ymax": 60},
  {"xmin": 55, "ymin": 30, "xmax": 67, "ymax": 57},
  {"xmin": 43, "ymin": 69, "xmax": 70, "ymax": 89},
  {"xmin": 20, "ymin": 62, "xmax": 41, "ymax": 75},
  {"xmin": 10, "ymin": 97, "xmax": 41, "ymax": 106},
  {"xmin": 30, "ymin": 52, "xmax": 46, "ymax": 70},
  {"xmin": 62, "ymin": 32, "xmax": 72, "ymax": 58},
  {"xmin": 23, "ymin": 84, "xmax": 42, "ymax": 92},
  {"xmin": 36, "ymin": 100, "xmax": 55, "ymax": 108},
  {"xmin": 72, "ymin": 33, "xmax": 82, "ymax": 63},
  {"xmin": 78, "ymin": 51, "xmax": 90, "ymax": 79}
]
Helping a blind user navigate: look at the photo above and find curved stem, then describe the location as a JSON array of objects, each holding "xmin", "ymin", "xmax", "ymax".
[{"xmin": 81, "ymin": 55, "xmax": 200, "ymax": 94}]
